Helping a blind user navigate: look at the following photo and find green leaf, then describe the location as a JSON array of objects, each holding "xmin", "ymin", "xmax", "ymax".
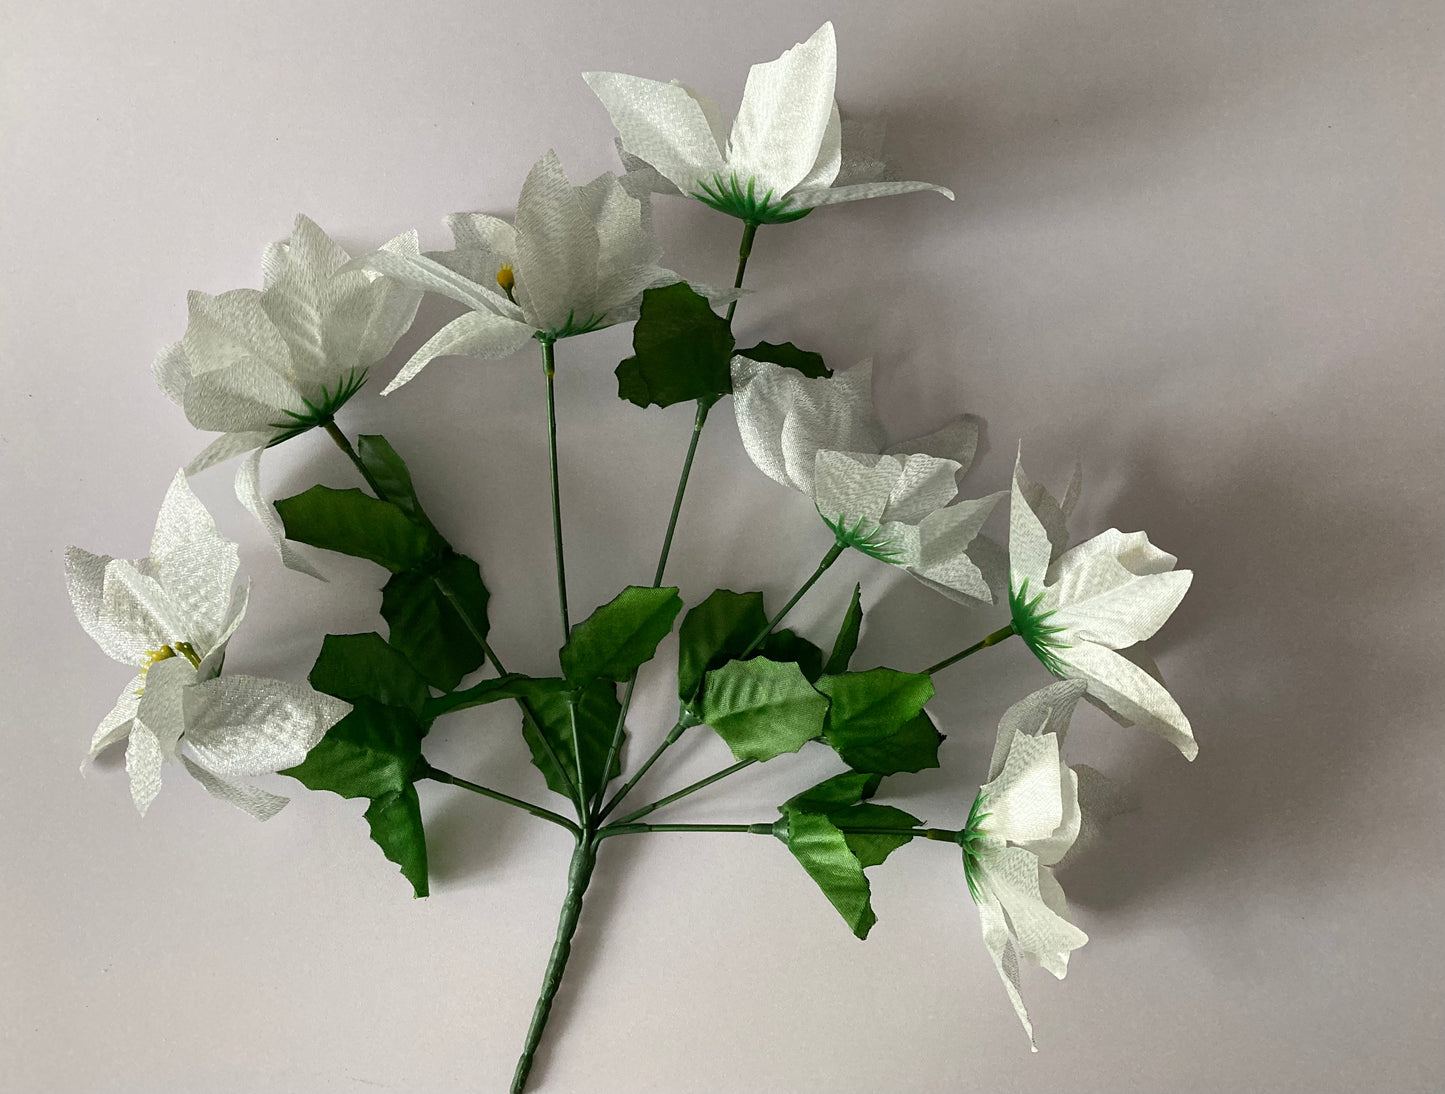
[
  {"xmin": 515, "ymin": 679, "xmax": 623, "ymax": 801},
  {"xmin": 833, "ymin": 803, "xmax": 923, "ymax": 868},
  {"xmin": 782, "ymin": 771, "xmax": 883, "ymax": 814},
  {"xmin": 276, "ymin": 485, "xmax": 442, "ymax": 572},
  {"xmin": 282, "ymin": 699, "xmax": 422, "ymax": 801},
  {"xmin": 816, "ymin": 669, "xmax": 941, "ymax": 774},
  {"xmin": 776, "ymin": 773, "xmax": 921, "ymax": 937},
  {"xmin": 282, "ymin": 699, "xmax": 431, "ymax": 897},
  {"xmin": 823, "ymin": 584, "xmax": 864, "ymax": 676},
  {"xmin": 560, "ymin": 585, "xmax": 683, "ymax": 685},
  {"xmin": 783, "ymin": 812, "xmax": 877, "ymax": 939},
  {"xmin": 736, "ymin": 340, "xmax": 831, "ymax": 379},
  {"xmin": 761, "ymin": 628, "xmax": 825, "ymax": 683},
  {"xmin": 356, "ymin": 434, "xmax": 436, "ymax": 532},
  {"xmin": 615, "ymin": 283, "xmax": 735, "ymax": 409},
  {"xmin": 309, "ymin": 632, "xmax": 431, "ymax": 717},
  {"xmin": 381, "ymin": 552, "xmax": 492, "ymax": 692},
  {"xmin": 676, "ymin": 589, "xmax": 769, "ymax": 700},
  {"xmin": 698, "ymin": 657, "xmax": 829, "ymax": 762},
  {"xmin": 363, "ymin": 785, "xmax": 429, "ymax": 898}
]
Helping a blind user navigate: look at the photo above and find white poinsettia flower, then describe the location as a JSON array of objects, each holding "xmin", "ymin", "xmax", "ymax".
[
  {"xmin": 1008, "ymin": 455, "xmax": 1197, "ymax": 758},
  {"xmin": 154, "ymin": 214, "xmax": 424, "ymax": 576},
  {"xmin": 346, "ymin": 150, "xmax": 690, "ymax": 394},
  {"xmin": 731, "ymin": 355, "xmax": 1000, "ymax": 605},
  {"xmin": 66, "ymin": 471, "xmax": 350, "ymax": 817},
  {"xmin": 584, "ymin": 22, "xmax": 953, "ymax": 223},
  {"xmin": 961, "ymin": 679, "xmax": 1091, "ymax": 1048}
]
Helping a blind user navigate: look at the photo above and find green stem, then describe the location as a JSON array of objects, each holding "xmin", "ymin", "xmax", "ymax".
[
  {"xmin": 738, "ymin": 540, "xmax": 847, "ymax": 659},
  {"xmin": 323, "ymin": 419, "xmax": 384, "ymax": 495},
  {"xmin": 725, "ymin": 220, "xmax": 758, "ymax": 325},
  {"xmin": 597, "ymin": 822, "xmax": 776, "ymax": 842},
  {"xmin": 652, "ymin": 396, "xmax": 716, "ymax": 587},
  {"xmin": 595, "ymin": 714, "xmax": 692, "ymax": 822},
  {"xmin": 421, "ymin": 764, "xmax": 579, "ymax": 836},
  {"xmin": 609, "ymin": 759, "xmax": 754, "ymax": 828},
  {"xmin": 511, "ymin": 834, "xmax": 597, "ymax": 1094},
  {"xmin": 540, "ymin": 338, "xmax": 570, "ymax": 640},
  {"xmin": 924, "ymin": 622, "xmax": 1017, "ymax": 675}
]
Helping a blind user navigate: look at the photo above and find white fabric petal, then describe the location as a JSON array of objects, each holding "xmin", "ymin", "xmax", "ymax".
[
  {"xmin": 727, "ymin": 22, "xmax": 837, "ymax": 197},
  {"xmin": 793, "ymin": 100, "xmax": 842, "ymax": 191},
  {"xmin": 180, "ymin": 754, "xmax": 289, "ymax": 820},
  {"xmin": 990, "ymin": 678, "xmax": 1089, "ymax": 779},
  {"xmin": 181, "ymin": 675, "xmax": 350, "ymax": 777},
  {"xmin": 1060, "ymin": 641, "xmax": 1198, "ymax": 759},
  {"xmin": 100, "ymin": 563, "xmax": 189, "ymax": 660},
  {"xmin": 812, "ymin": 450, "xmax": 901, "ymax": 524},
  {"xmin": 1009, "ymin": 455, "xmax": 1054, "ymax": 593},
  {"xmin": 1051, "ymin": 568, "xmax": 1193, "ymax": 648},
  {"xmin": 152, "ymin": 341, "xmax": 191, "ymax": 407},
  {"xmin": 514, "ymin": 151, "xmax": 601, "ymax": 332},
  {"xmin": 787, "ymin": 178, "xmax": 956, "ymax": 210},
  {"xmin": 381, "ymin": 311, "xmax": 535, "ymax": 394},
  {"xmin": 184, "ymin": 430, "xmax": 276, "ymax": 475},
  {"xmin": 979, "ymin": 730, "xmax": 1064, "ymax": 846},
  {"xmin": 345, "ymin": 231, "xmax": 513, "ymax": 317},
  {"xmin": 976, "ymin": 885, "xmax": 1037, "ymax": 1048},
  {"xmin": 135, "ymin": 655, "xmax": 193, "ymax": 759},
  {"xmin": 85, "ymin": 678, "xmax": 143, "ymax": 763},
  {"xmin": 236, "ymin": 449, "xmax": 326, "ymax": 581},
  {"xmin": 583, "ymin": 71, "xmax": 726, "ymax": 195},
  {"xmin": 903, "ymin": 492, "xmax": 1003, "ymax": 605},
  {"xmin": 66, "ymin": 546, "xmax": 134, "ymax": 664},
  {"xmin": 889, "ymin": 416, "xmax": 979, "ymax": 473},
  {"xmin": 978, "ymin": 845, "xmax": 1088, "ymax": 975},
  {"xmin": 125, "ymin": 722, "xmax": 164, "ymax": 816},
  {"xmin": 149, "ymin": 471, "xmax": 240, "ymax": 647}
]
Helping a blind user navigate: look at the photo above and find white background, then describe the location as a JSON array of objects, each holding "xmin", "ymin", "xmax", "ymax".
[{"xmin": 2, "ymin": 2, "xmax": 1441, "ymax": 1091}]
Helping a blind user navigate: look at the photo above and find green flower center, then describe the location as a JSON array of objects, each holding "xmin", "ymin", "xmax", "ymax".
[
  {"xmin": 267, "ymin": 367, "xmax": 370, "ymax": 445},
  {"xmin": 821, "ymin": 510, "xmax": 903, "ymax": 564},
  {"xmin": 959, "ymin": 791, "xmax": 992, "ymax": 903},
  {"xmin": 1008, "ymin": 577, "xmax": 1071, "ymax": 676},
  {"xmin": 690, "ymin": 172, "xmax": 813, "ymax": 225}
]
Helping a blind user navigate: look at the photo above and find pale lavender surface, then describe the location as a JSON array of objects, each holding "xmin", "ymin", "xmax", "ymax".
[{"xmin": 1, "ymin": 2, "xmax": 1441, "ymax": 1092}]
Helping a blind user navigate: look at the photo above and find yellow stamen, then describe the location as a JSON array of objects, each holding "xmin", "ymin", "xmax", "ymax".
[
  {"xmin": 135, "ymin": 642, "xmax": 202, "ymax": 693},
  {"xmin": 496, "ymin": 264, "xmax": 516, "ymax": 293}
]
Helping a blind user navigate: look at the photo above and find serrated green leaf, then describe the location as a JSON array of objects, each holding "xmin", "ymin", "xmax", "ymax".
[
  {"xmin": 363, "ymin": 785, "xmax": 428, "ymax": 898},
  {"xmin": 282, "ymin": 700, "xmax": 431, "ymax": 897},
  {"xmin": 816, "ymin": 668, "xmax": 941, "ymax": 774},
  {"xmin": 784, "ymin": 812, "xmax": 877, "ymax": 939},
  {"xmin": 676, "ymin": 589, "xmax": 769, "ymax": 700},
  {"xmin": 309, "ymin": 632, "xmax": 431, "ymax": 716},
  {"xmin": 515, "ymin": 679, "xmax": 623, "ymax": 801},
  {"xmin": 615, "ymin": 283, "xmax": 735, "ymax": 409},
  {"xmin": 560, "ymin": 585, "xmax": 682, "ymax": 685},
  {"xmin": 381, "ymin": 552, "xmax": 491, "ymax": 691},
  {"xmin": 823, "ymin": 584, "xmax": 864, "ymax": 676},
  {"xmin": 699, "ymin": 657, "xmax": 829, "ymax": 762},
  {"xmin": 781, "ymin": 770, "xmax": 883, "ymax": 815},
  {"xmin": 356, "ymin": 434, "xmax": 436, "ymax": 532},
  {"xmin": 833, "ymin": 802, "xmax": 922, "ymax": 867},
  {"xmin": 281, "ymin": 699, "xmax": 422, "ymax": 800},
  {"xmin": 762, "ymin": 628, "xmax": 825, "ymax": 683},
  {"xmin": 276, "ymin": 485, "xmax": 442, "ymax": 572},
  {"xmin": 736, "ymin": 340, "xmax": 831, "ymax": 379}
]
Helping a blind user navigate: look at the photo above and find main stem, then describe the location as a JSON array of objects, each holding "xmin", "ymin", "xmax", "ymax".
[
  {"xmin": 511, "ymin": 834, "xmax": 597, "ymax": 1094},
  {"xmin": 924, "ymin": 622, "xmax": 1017, "ymax": 675},
  {"xmin": 540, "ymin": 338, "xmax": 570, "ymax": 640}
]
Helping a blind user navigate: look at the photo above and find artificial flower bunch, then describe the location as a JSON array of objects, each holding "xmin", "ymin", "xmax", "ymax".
[{"xmin": 67, "ymin": 22, "xmax": 1196, "ymax": 1091}]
